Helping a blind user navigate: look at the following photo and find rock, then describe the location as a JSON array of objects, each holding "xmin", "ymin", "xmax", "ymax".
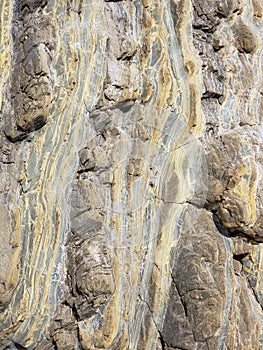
[{"xmin": 0, "ymin": 0, "xmax": 262, "ymax": 349}]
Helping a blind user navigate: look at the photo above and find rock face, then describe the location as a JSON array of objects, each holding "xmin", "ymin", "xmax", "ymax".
[{"xmin": 0, "ymin": 0, "xmax": 263, "ymax": 349}]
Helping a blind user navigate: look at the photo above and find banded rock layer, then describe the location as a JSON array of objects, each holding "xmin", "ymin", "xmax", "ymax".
[{"xmin": 0, "ymin": 0, "xmax": 262, "ymax": 349}]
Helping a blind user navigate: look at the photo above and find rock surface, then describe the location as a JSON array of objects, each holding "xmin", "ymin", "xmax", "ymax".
[{"xmin": 0, "ymin": 0, "xmax": 263, "ymax": 349}]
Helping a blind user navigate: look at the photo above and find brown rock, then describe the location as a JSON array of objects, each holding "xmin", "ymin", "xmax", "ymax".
[{"xmin": 0, "ymin": 0, "xmax": 263, "ymax": 349}]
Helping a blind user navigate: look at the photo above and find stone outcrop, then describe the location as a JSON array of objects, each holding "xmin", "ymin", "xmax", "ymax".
[{"xmin": 0, "ymin": 0, "xmax": 262, "ymax": 349}]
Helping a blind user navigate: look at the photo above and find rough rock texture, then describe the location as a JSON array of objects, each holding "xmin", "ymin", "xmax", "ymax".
[{"xmin": 0, "ymin": 0, "xmax": 263, "ymax": 349}]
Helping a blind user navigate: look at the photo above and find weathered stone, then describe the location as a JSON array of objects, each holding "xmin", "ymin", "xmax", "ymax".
[{"xmin": 0, "ymin": 0, "xmax": 263, "ymax": 349}]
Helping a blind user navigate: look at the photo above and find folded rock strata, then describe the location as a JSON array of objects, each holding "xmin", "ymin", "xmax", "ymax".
[{"xmin": 0, "ymin": 0, "xmax": 262, "ymax": 349}]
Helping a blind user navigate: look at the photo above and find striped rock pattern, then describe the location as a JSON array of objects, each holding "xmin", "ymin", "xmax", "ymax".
[{"xmin": 0, "ymin": 0, "xmax": 262, "ymax": 349}]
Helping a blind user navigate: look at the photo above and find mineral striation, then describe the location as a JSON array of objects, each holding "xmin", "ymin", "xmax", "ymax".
[{"xmin": 0, "ymin": 0, "xmax": 263, "ymax": 349}]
